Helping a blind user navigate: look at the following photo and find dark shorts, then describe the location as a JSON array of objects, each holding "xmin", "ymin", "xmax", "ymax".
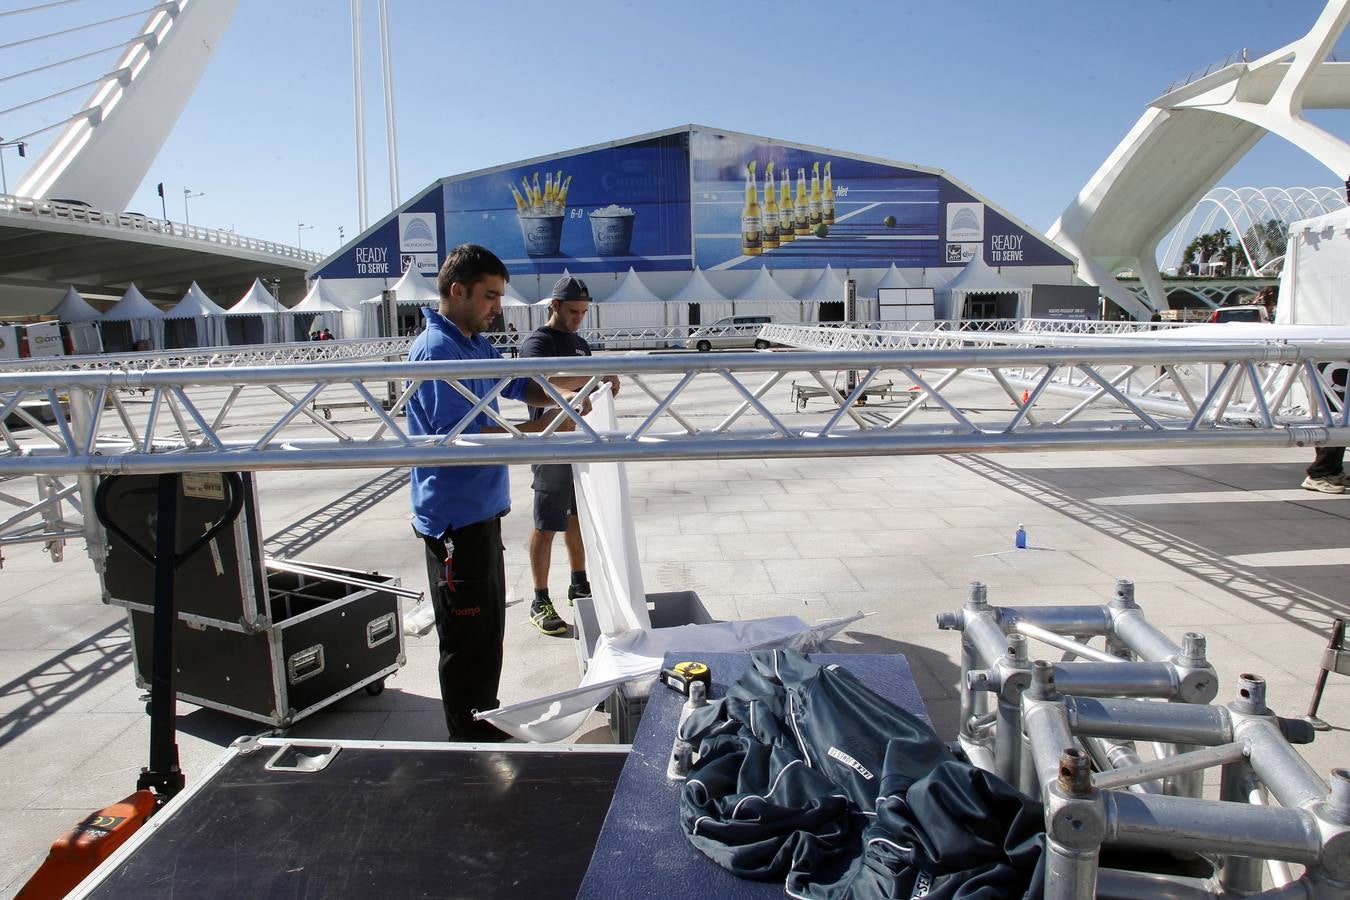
[{"xmin": 533, "ymin": 480, "xmax": 577, "ymax": 532}]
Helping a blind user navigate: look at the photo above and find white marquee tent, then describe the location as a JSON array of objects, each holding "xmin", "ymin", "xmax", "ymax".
[
  {"xmin": 288, "ymin": 278, "xmax": 347, "ymax": 339},
  {"xmin": 733, "ymin": 266, "xmax": 802, "ymax": 323},
  {"xmin": 667, "ymin": 267, "xmax": 731, "ymax": 327},
  {"xmin": 594, "ymin": 268, "xmax": 666, "ymax": 330},
  {"xmin": 360, "ymin": 266, "xmax": 442, "ymax": 336},
  {"xmin": 936, "ymin": 257, "xmax": 1031, "ymax": 320},
  {"xmin": 100, "ymin": 284, "xmax": 164, "ymax": 351},
  {"xmin": 1277, "ymin": 208, "xmax": 1350, "ymax": 325},
  {"xmin": 501, "ymin": 281, "xmax": 533, "ymax": 332},
  {"xmin": 48, "ymin": 286, "xmax": 101, "ymax": 322},
  {"xmin": 163, "ymin": 282, "xmax": 227, "ymax": 348},
  {"xmin": 873, "ymin": 263, "xmax": 913, "ymax": 293},
  {"xmin": 226, "ymin": 278, "xmax": 289, "ymax": 345}
]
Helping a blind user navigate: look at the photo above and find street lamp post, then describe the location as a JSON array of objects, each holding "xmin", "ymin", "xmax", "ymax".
[
  {"xmin": 297, "ymin": 222, "xmax": 314, "ymax": 250},
  {"xmin": 0, "ymin": 138, "xmax": 29, "ymax": 196},
  {"xmin": 183, "ymin": 187, "xmax": 204, "ymax": 225}
]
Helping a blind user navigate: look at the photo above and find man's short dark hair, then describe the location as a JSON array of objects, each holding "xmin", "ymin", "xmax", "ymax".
[{"xmin": 437, "ymin": 244, "xmax": 510, "ymax": 298}]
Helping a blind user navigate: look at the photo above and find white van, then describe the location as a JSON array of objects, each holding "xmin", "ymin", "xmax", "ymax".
[{"xmin": 684, "ymin": 315, "xmax": 774, "ymax": 352}]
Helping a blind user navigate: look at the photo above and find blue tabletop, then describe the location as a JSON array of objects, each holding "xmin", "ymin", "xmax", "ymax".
[{"xmin": 578, "ymin": 651, "xmax": 929, "ymax": 899}]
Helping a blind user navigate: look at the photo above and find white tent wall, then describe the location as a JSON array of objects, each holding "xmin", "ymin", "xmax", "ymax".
[
  {"xmin": 100, "ymin": 286, "xmax": 165, "ymax": 351},
  {"xmin": 1278, "ymin": 208, "xmax": 1350, "ymax": 325}
]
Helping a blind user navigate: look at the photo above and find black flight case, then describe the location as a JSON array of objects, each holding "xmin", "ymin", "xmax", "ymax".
[{"xmin": 99, "ymin": 472, "xmax": 406, "ymax": 727}]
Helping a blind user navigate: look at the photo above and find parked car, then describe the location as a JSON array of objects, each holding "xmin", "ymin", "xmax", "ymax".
[
  {"xmin": 1207, "ymin": 305, "xmax": 1269, "ymax": 323},
  {"xmin": 684, "ymin": 315, "xmax": 774, "ymax": 352}
]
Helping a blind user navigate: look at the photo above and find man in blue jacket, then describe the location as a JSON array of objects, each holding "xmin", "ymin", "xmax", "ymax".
[{"xmin": 407, "ymin": 244, "xmax": 587, "ymax": 742}]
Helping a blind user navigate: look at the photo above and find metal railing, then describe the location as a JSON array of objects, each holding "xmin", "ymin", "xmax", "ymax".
[{"xmin": 0, "ymin": 193, "xmax": 324, "ymax": 265}]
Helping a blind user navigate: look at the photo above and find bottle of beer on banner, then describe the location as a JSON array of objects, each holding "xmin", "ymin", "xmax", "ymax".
[
  {"xmin": 823, "ymin": 161, "xmax": 835, "ymax": 224},
  {"xmin": 510, "ymin": 184, "xmax": 528, "ymax": 214},
  {"xmin": 762, "ymin": 162, "xmax": 780, "ymax": 250},
  {"xmin": 557, "ymin": 175, "xmax": 571, "ymax": 209},
  {"xmin": 531, "ymin": 172, "xmax": 543, "ymax": 212},
  {"xmin": 779, "ymin": 168, "xmax": 795, "ymax": 243},
  {"xmin": 809, "ymin": 162, "xmax": 823, "ymax": 226},
  {"xmin": 544, "ymin": 172, "xmax": 555, "ymax": 210},
  {"xmin": 794, "ymin": 168, "xmax": 810, "ymax": 237},
  {"xmin": 741, "ymin": 161, "xmax": 762, "ymax": 256}
]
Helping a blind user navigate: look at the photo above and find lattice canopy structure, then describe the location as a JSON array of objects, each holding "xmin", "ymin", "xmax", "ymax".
[{"xmin": 1158, "ymin": 186, "xmax": 1346, "ymax": 276}]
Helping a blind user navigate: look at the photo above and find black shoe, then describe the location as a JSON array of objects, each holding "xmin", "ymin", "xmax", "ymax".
[
  {"xmin": 529, "ymin": 599, "xmax": 567, "ymax": 636},
  {"xmin": 448, "ymin": 719, "xmax": 513, "ymax": 743},
  {"xmin": 567, "ymin": 582, "xmax": 592, "ymax": 608}
]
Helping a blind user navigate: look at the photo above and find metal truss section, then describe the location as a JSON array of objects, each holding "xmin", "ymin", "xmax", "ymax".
[
  {"xmin": 0, "ymin": 343, "xmax": 1348, "ymax": 480},
  {"xmin": 768, "ymin": 325, "xmax": 1350, "ymax": 428},
  {"xmin": 939, "ymin": 581, "xmax": 1350, "ymax": 898},
  {"xmin": 4, "ymin": 336, "xmax": 412, "ymax": 373},
  {"xmin": 759, "ymin": 321, "xmax": 1190, "ymax": 353}
]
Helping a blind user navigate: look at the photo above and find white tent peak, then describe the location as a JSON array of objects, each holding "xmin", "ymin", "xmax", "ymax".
[
  {"xmin": 102, "ymin": 284, "xmax": 164, "ymax": 320},
  {"xmin": 668, "ymin": 267, "xmax": 728, "ymax": 303},
  {"xmin": 291, "ymin": 278, "xmax": 345, "ymax": 313},
  {"xmin": 603, "ymin": 268, "xmax": 663, "ymax": 303},
  {"xmin": 168, "ymin": 282, "xmax": 226, "ymax": 318},
  {"xmin": 228, "ymin": 278, "xmax": 286, "ymax": 314},
  {"xmin": 874, "ymin": 264, "xmax": 912, "ymax": 292},
  {"xmin": 48, "ymin": 286, "xmax": 101, "ymax": 322},
  {"xmin": 799, "ymin": 264, "xmax": 848, "ymax": 302},
  {"xmin": 502, "ymin": 281, "xmax": 530, "ymax": 306},
  {"xmin": 734, "ymin": 266, "xmax": 797, "ymax": 302},
  {"xmin": 390, "ymin": 266, "xmax": 439, "ymax": 302},
  {"xmin": 942, "ymin": 257, "xmax": 1027, "ymax": 295}
]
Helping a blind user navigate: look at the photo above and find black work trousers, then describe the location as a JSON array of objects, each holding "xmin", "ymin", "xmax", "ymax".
[
  {"xmin": 1308, "ymin": 446, "xmax": 1346, "ymax": 478},
  {"xmin": 419, "ymin": 517, "xmax": 506, "ymax": 739}
]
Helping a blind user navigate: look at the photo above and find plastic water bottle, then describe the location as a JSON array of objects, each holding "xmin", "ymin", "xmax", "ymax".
[
  {"xmin": 402, "ymin": 597, "xmax": 436, "ymax": 637},
  {"xmin": 1015, "ymin": 525, "xmax": 1027, "ymax": 550}
]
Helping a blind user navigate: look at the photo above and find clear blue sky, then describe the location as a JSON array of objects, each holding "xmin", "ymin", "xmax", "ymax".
[{"xmin": 3, "ymin": 0, "xmax": 1346, "ymax": 255}]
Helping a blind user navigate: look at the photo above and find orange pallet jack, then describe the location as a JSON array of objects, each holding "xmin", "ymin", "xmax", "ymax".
[{"xmin": 18, "ymin": 474, "xmax": 243, "ymax": 899}]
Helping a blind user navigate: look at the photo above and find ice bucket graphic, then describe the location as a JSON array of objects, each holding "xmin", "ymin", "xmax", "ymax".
[
  {"xmin": 589, "ymin": 208, "xmax": 636, "ymax": 256},
  {"xmin": 518, "ymin": 213, "xmax": 564, "ymax": 257}
]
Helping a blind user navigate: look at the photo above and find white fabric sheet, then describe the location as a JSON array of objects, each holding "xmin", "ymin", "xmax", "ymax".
[
  {"xmin": 571, "ymin": 386, "xmax": 651, "ymax": 635},
  {"xmin": 477, "ymin": 612, "xmax": 865, "ymax": 743},
  {"xmin": 474, "ymin": 383, "xmax": 868, "ymax": 742}
]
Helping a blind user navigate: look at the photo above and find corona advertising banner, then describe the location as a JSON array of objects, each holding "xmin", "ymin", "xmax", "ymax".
[
  {"xmin": 314, "ymin": 127, "xmax": 1071, "ymax": 284},
  {"xmin": 439, "ymin": 133, "xmax": 690, "ymax": 274}
]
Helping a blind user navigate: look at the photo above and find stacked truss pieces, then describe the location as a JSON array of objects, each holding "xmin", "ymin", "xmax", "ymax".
[{"xmin": 938, "ymin": 581, "xmax": 1350, "ymax": 898}]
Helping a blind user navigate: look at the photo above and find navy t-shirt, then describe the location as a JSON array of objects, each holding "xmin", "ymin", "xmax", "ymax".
[{"xmin": 520, "ymin": 325, "xmax": 591, "ymax": 488}]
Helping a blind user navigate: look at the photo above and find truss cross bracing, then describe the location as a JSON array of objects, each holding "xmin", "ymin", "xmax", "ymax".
[{"xmin": 1, "ymin": 344, "xmax": 1347, "ymax": 561}]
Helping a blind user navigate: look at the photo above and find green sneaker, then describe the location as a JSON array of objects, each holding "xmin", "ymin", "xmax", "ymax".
[
  {"xmin": 567, "ymin": 582, "xmax": 592, "ymax": 608},
  {"xmin": 529, "ymin": 599, "xmax": 567, "ymax": 636}
]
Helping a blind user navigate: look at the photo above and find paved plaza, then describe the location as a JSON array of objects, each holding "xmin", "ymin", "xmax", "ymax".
[{"xmin": 0, "ymin": 370, "xmax": 1347, "ymax": 895}]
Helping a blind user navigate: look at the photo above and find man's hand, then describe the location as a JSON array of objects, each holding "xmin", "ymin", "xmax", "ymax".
[
  {"xmin": 603, "ymin": 374, "xmax": 621, "ymax": 397},
  {"xmin": 567, "ymin": 391, "xmax": 593, "ymax": 418}
]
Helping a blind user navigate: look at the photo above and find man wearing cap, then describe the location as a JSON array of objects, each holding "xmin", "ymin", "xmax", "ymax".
[
  {"xmin": 520, "ymin": 275, "xmax": 620, "ymax": 635},
  {"xmin": 407, "ymin": 245, "xmax": 589, "ymax": 741}
]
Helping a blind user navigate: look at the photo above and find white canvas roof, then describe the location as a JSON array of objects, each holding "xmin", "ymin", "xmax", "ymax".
[
  {"xmin": 503, "ymin": 281, "xmax": 531, "ymax": 306},
  {"xmin": 166, "ymin": 282, "xmax": 226, "ymax": 318},
  {"xmin": 290, "ymin": 278, "xmax": 345, "ymax": 313},
  {"xmin": 875, "ymin": 264, "xmax": 913, "ymax": 292},
  {"xmin": 941, "ymin": 257, "xmax": 1029, "ymax": 296},
  {"xmin": 667, "ymin": 267, "xmax": 728, "ymax": 303},
  {"xmin": 227, "ymin": 278, "xmax": 286, "ymax": 314},
  {"xmin": 390, "ymin": 266, "xmax": 440, "ymax": 302},
  {"xmin": 733, "ymin": 266, "xmax": 797, "ymax": 302},
  {"xmin": 101, "ymin": 284, "xmax": 164, "ymax": 320},
  {"xmin": 603, "ymin": 268, "xmax": 663, "ymax": 303},
  {"xmin": 49, "ymin": 286, "xmax": 101, "ymax": 322},
  {"xmin": 798, "ymin": 265, "xmax": 848, "ymax": 302}
]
